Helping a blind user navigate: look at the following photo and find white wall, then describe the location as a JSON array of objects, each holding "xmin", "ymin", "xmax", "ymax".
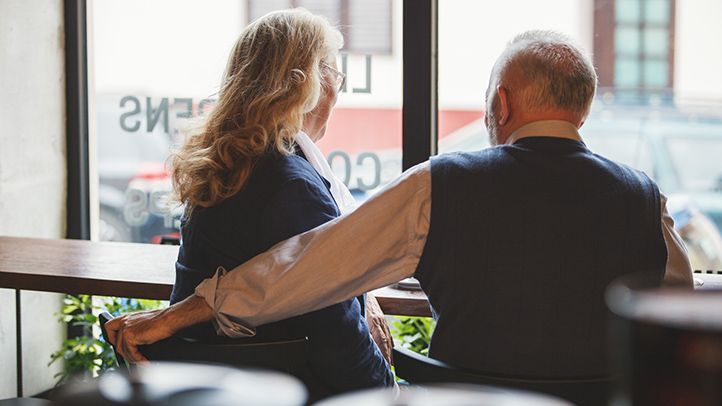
[
  {"xmin": 675, "ymin": 0, "xmax": 722, "ymax": 101},
  {"xmin": 0, "ymin": 0, "xmax": 67, "ymax": 398}
]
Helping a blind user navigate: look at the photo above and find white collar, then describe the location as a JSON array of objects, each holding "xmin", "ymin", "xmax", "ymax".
[
  {"xmin": 294, "ymin": 131, "xmax": 357, "ymax": 215},
  {"xmin": 506, "ymin": 120, "xmax": 582, "ymax": 145}
]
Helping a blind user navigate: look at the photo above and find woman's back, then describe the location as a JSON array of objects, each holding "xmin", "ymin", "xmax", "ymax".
[
  {"xmin": 106, "ymin": 8, "xmax": 392, "ymax": 399},
  {"xmin": 170, "ymin": 150, "xmax": 393, "ymax": 396}
]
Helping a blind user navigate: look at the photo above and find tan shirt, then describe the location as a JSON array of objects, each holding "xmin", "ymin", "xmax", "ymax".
[{"xmin": 196, "ymin": 120, "xmax": 693, "ymax": 337}]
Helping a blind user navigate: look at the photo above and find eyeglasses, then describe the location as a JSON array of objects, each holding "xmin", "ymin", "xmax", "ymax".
[{"xmin": 322, "ymin": 62, "xmax": 346, "ymax": 92}]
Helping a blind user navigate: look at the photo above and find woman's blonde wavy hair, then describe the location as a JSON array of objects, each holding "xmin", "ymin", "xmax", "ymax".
[{"xmin": 170, "ymin": 8, "xmax": 343, "ymax": 215}]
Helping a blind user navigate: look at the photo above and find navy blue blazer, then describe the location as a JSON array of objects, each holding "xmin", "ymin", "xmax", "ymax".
[{"xmin": 169, "ymin": 150, "xmax": 393, "ymax": 395}]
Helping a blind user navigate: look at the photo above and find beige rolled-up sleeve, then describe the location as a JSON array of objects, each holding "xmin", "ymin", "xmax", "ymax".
[
  {"xmin": 195, "ymin": 162, "xmax": 432, "ymax": 337},
  {"xmin": 660, "ymin": 193, "xmax": 694, "ymax": 287}
]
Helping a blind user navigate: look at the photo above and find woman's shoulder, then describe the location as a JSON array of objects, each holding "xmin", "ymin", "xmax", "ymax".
[
  {"xmin": 252, "ymin": 152, "xmax": 335, "ymax": 211},
  {"xmin": 257, "ymin": 150, "xmax": 326, "ymax": 186},
  {"xmin": 189, "ymin": 151, "xmax": 331, "ymax": 218}
]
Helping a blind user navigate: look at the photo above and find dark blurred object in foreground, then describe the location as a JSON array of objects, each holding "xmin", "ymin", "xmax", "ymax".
[
  {"xmin": 52, "ymin": 362, "xmax": 306, "ymax": 406},
  {"xmin": 607, "ymin": 272, "xmax": 722, "ymax": 406}
]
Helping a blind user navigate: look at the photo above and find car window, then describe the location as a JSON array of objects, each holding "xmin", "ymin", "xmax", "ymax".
[
  {"xmin": 666, "ymin": 137, "xmax": 722, "ymax": 192},
  {"xmin": 583, "ymin": 133, "xmax": 655, "ymax": 178}
]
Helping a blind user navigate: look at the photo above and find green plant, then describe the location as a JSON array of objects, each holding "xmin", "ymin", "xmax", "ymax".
[
  {"xmin": 49, "ymin": 294, "xmax": 164, "ymax": 384},
  {"xmin": 389, "ymin": 316, "xmax": 436, "ymax": 356}
]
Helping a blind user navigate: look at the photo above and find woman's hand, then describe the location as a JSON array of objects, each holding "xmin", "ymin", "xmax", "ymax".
[{"xmin": 105, "ymin": 294, "xmax": 214, "ymax": 363}]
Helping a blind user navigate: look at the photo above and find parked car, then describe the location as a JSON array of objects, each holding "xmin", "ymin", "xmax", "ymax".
[{"xmin": 666, "ymin": 194, "xmax": 722, "ymax": 272}]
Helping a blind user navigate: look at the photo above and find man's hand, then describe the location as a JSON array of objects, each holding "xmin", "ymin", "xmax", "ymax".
[
  {"xmin": 105, "ymin": 308, "xmax": 172, "ymax": 363},
  {"xmin": 105, "ymin": 294, "xmax": 214, "ymax": 363}
]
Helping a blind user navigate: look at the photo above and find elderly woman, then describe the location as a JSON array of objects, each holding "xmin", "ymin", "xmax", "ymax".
[{"xmin": 110, "ymin": 8, "xmax": 393, "ymax": 398}]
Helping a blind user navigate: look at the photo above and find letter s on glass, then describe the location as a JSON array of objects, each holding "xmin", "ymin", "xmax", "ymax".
[{"xmin": 120, "ymin": 96, "xmax": 141, "ymax": 132}]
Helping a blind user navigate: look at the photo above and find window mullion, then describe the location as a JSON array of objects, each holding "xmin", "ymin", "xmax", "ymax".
[{"xmin": 402, "ymin": 0, "xmax": 438, "ymax": 171}]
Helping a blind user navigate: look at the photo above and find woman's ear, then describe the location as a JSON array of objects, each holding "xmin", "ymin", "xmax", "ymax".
[{"xmin": 497, "ymin": 85, "xmax": 510, "ymax": 126}]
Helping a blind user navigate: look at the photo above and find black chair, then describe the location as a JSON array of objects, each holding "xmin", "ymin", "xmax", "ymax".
[
  {"xmin": 98, "ymin": 312, "xmax": 328, "ymax": 400},
  {"xmin": 392, "ymin": 346, "xmax": 610, "ymax": 406}
]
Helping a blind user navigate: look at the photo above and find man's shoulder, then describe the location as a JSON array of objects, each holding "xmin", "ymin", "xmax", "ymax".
[
  {"xmin": 430, "ymin": 146, "xmax": 511, "ymax": 172},
  {"xmin": 587, "ymin": 150, "xmax": 659, "ymax": 188}
]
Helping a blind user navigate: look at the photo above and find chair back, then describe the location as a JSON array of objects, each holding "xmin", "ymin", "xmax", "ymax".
[
  {"xmin": 392, "ymin": 347, "xmax": 609, "ymax": 406},
  {"xmin": 98, "ymin": 312, "xmax": 325, "ymax": 398}
]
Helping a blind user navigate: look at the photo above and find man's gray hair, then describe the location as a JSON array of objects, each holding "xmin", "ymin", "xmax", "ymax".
[{"xmin": 495, "ymin": 30, "xmax": 598, "ymax": 116}]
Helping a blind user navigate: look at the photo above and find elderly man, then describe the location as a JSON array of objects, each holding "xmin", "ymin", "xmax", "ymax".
[{"xmin": 108, "ymin": 31, "xmax": 692, "ymax": 378}]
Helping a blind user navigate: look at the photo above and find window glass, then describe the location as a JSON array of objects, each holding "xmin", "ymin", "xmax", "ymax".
[
  {"xmin": 643, "ymin": 28, "xmax": 669, "ymax": 57},
  {"xmin": 616, "ymin": 0, "xmax": 642, "ymax": 23},
  {"xmin": 90, "ymin": 0, "xmax": 401, "ymax": 243},
  {"xmin": 643, "ymin": 59, "xmax": 669, "ymax": 87},
  {"xmin": 585, "ymin": 134, "xmax": 655, "ymax": 177},
  {"xmin": 615, "ymin": 57, "xmax": 641, "ymax": 87},
  {"xmin": 438, "ymin": 0, "xmax": 722, "ymax": 271},
  {"xmin": 646, "ymin": 0, "xmax": 671, "ymax": 24},
  {"xmin": 615, "ymin": 27, "xmax": 641, "ymax": 55},
  {"xmin": 666, "ymin": 136, "xmax": 722, "ymax": 191}
]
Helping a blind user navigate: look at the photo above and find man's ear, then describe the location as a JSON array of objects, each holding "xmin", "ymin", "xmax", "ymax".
[{"xmin": 497, "ymin": 85, "xmax": 510, "ymax": 126}]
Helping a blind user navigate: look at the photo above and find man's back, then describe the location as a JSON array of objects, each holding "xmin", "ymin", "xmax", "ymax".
[{"xmin": 416, "ymin": 136, "xmax": 667, "ymax": 377}]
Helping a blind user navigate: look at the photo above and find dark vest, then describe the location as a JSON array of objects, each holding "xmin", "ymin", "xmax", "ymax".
[{"xmin": 415, "ymin": 137, "xmax": 667, "ymax": 377}]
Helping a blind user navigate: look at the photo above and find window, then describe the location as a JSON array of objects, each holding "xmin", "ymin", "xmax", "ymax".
[
  {"xmin": 594, "ymin": 0, "xmax": 675, "ymax": 104},
  {"xmin": 248, "ymin": 0, "xmax": 393, "ymax": 54},
  {"xmin": 89, "ymin": 0, "xmax": 404, "ymax": 243},
  {"xmin": 436, "ymin": 0, "xmax": 722, "ymax": 272},
  {"xmin": 80, "ymin": 0, "xmax": 722, "ymax": 273}
]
